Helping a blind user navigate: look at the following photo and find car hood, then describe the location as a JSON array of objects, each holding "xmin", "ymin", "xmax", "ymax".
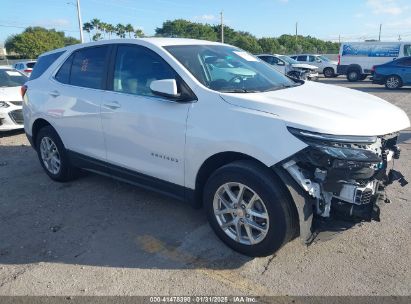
[
  {"xmin": 0, "ymin": 86, "xmax": 22, "ymax": 102},
  {"xmin": 220, "ymin": 81, "xmax": 410, "ymax": 136},
  {"xmin": 291, "ymin": 63, "xmax": 318, "ymax": 70}
]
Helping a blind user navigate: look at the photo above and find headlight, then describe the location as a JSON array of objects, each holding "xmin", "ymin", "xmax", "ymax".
[
  {"xmin": 0, "ymin": 101, "xmax": 10, "ymax": 108},
  {"xmin": 287, "ymin": 127, "xmax": 380, "ymax": 162}
]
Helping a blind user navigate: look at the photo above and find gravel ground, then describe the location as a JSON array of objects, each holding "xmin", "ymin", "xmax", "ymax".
[{"xmin": 0, "ymin": 77, "xmax": 410, "ymax": 296}]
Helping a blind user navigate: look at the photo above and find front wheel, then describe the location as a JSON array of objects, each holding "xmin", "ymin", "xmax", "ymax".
[
  {"xmin": 203, "ymin": 160, "xmax": 297, "ymax": 257},
  {"xmin": 385, "ymin": 75, "xmax": 402, "ymax": 89}
]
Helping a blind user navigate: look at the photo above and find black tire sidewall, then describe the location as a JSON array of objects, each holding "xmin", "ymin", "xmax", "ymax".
[
  {"xmin": 323, "ymin": 68, "xmax": 334, "ymax": 78},
  {"xmin": 35, "ymin": 126, "xmax": 73, "ymax": 182},
  {"xmin": 347, "ymin": 70, "xmax": 359, "ymax": 82},
  {"xmin": 204, "ymin": 161, "xmax": 292, "ymax": 257}
]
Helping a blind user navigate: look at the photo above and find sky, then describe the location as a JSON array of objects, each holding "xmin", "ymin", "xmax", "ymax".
[{"xmin": 1, "ymin": 0, "xmax": 411, "ymax": 44}]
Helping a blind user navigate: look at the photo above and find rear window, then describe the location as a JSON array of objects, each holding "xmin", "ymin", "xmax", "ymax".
[
  {"xmin": 55, "ymin": 46, "xmax": 109, "ymax": 89},
  {"xmin": 30, "ymin": 51, "xmax": 65, "ymax": 80},
  {"xmin": 0, "ymin": 69, "xmax": 28, "ymax": 87},
  {"xmin": 26, "ymin": 62, "xmax": 36, "ymax": 69}
]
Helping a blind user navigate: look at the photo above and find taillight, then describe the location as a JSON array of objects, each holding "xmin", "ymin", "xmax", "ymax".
[
  {"xmin": 24, "ymin": 69, "xmax": 32, "ymax": 73},
  {"xmin": 21, "ymin": 85, "xmax": 27, "ymax": 98},
  {"xmin": 337, "ymin": 54, "xmax": 341, "ymax": 65}
]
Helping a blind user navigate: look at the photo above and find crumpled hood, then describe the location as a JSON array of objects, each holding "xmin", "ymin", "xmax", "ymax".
[
  {"xmin": 291, "ymin": 63, "xmax": 318, "ymax": 70},
  {"xmin": 0, "ymin": 86, "xmax": 22, "ymax": 102},
  {"xmin": 220, "ymin": 81, "xmax": 410, "ymax": 136}
]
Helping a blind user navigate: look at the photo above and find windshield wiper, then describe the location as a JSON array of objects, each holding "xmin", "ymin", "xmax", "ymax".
[{"xmin": 219, "ymin": 89, "xmax": 261, "ymax": 93}]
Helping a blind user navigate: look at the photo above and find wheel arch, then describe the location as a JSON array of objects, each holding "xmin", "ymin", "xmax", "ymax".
[
  {"xmin": 347, "ymin": 64, "xmax": 362, "ymax": 74},
  {"xmin": 31, "ymin": 118, "xmax": 53, "ymax": 147}
]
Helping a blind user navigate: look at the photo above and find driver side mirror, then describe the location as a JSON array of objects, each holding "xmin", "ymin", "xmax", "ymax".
[{"xmin": 150, "ymin": 79, "xmax": 180, "ymax": 99}]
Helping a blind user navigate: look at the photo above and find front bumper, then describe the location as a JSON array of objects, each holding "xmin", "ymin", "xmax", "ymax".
[
  {"xmin": 0, "ymin": 108, "xmax": 24, "ymax": 131},
  {"xmin": 275, "ymin": 133, "xmax": 405, "ymax": 243}
]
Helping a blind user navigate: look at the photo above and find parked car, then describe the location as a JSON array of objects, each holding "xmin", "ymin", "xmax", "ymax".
[
  {"xmin": 372, "ymin": 56, "xmax": 411, "ymax": 89},
  {"xmin": 13, "ymin": 60, "xmax": 36, "ymax": 77},
  {"xmin": 257, "ymin": 54, "xmax": 319, "ymax": 80},
  {"xmin": 290, "ymin": 54, "xmax": 338, "ymax": 78},
  {"xmin": 337, "ymin": 42, "xmax": 411, "ymax": 82},
  {"xmin": 23, "ymin": 39, "xmax": 410, "ymax": 257},
  {"xmin": 0, "ymin": 66, "xmax": 27, "ymax": 131}
]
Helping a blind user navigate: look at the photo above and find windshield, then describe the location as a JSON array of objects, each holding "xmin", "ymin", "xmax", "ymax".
[
  {"xmin": 0, "ymin": 69, "xmax": 28, "ymax": 87},
  {"xmin": 319, "ymin": 55, "xmax": 331, "ymax": 62},
  {"xmin": 278, "ymin": 55, "xmax": 299, "ymax": 64},
  {"xmin": 165, "ymin": 45, "xmax": 297, "ymax": 93}
]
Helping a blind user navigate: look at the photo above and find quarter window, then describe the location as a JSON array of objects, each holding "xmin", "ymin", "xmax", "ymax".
[
  {"xmin": 113, "ymin": 45, "xmax": 178, "ymax": 96},
  {"xmin": 404, "ymin": 45, "xmax": 411, "ymax": 57}
]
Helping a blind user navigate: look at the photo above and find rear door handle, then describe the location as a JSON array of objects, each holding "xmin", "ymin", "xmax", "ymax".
[
  {"xmin": 49, "ymin": 90, "xmax": 60, "ymax": 97},
  {"xmin": 103, "ymin": 101, "xmax": 121, "ymax": 110}
]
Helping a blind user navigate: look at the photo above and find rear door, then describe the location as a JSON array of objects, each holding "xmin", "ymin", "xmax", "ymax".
[
  {"xmin": 50, "ymin": 45, "xmax": 111, "ymax": 161},
  {"xmin": 100, "ymin": 44, "xmax": 191, "ymax": 188}
]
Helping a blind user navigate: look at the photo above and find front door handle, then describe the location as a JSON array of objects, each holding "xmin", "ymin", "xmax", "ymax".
[
  {"xmin": 49, "ymin": 90, "xmax": 60, "ymax": 97},
  {"xmin": 103, "ymin": 101, "xmax": 121, "ymax": 110}
]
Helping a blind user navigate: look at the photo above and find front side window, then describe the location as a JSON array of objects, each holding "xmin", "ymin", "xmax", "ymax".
[
  {"xmin": 165, "ymin": 45, "xmax": 296, "ymax": 93},
  {"xmin": 69, "ymin": 46, "xmax": 109, "ymax": 89},
  {"xmin": 309, "ymin": 56, "xmax": 316, "ymax": 62},
  {"xmin": 113, "ymin": 45, "xmax": 178, "ymax": 96}
]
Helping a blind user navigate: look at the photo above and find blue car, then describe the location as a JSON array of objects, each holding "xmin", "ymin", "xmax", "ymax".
[{"xmin": 372, "ymin": 56, "xmax": 411, "ymax": 89}]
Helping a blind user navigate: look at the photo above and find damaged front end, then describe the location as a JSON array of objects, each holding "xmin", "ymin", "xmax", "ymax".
[{"xmin": 275, "ymin": 127, "xmax": 406, "ymax": 244}]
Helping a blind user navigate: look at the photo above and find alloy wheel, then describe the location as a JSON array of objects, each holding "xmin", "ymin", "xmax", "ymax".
[
  {"xmin": 213, "ymin": 182, "xmax": 269, "ymax": 245},
  {"xmin": 40, "ymin": 137, "xmax": 61, "ymax": 175},
  {"xmin": 386, "ymin": 76, "xmax": 399, "ymax": 89}
]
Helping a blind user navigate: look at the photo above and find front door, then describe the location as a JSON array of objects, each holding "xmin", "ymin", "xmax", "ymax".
[{"xmin": 100, "ymin": 44, "xmax": 191, "ymax": 189}]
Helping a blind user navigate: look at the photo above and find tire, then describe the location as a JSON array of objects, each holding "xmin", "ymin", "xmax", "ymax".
[
  {"xmin": 323, "ymin": 67, "xmax": 335, "ymax": 78},
  {"xmin": 385, "ymin": 75, "xmax": 403, "ymax": 90},
  {"xmin": 35, "ymin": 125, "xmax": 78, "ymax": 182},
  {"xmin": 203, "ymin": 160, "xmax": 297, "ymax": 257},
  {"xmin": 347, "ymin": 70, "xmax": 360, "ymax": 82}
]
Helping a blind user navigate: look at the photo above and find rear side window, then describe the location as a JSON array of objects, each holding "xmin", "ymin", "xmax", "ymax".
[
  {"xmin": 30, "ymin": 51, "xmax": 64, "ymax": 80},
  {"xmin": 55, "ymin": 46, "xmax": 109, "ymax": 89},
  {"xmin": 297, "ymin": 55, "xmax": 307, "ymax": 61}
]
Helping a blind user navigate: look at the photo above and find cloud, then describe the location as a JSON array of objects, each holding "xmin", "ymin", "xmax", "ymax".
[
  {"xmin": 34, "ymin": 19, "xmax": 71, "ymax": 28},
  {"xmin": 366, "ymin": 0, "xmax": 405, "ymax": 15},
  {"xmin": 193, "ymin": 14, "xmax": 217, "ymax": 22}
]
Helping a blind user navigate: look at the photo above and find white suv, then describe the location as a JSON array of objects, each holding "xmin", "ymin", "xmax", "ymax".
[
  {"xmin": 290, "ymin": 54, "xmax": 338, "ymax": 78},
  {"xmin": 23, "ymin": 39, "xmax": 410, "ymax": 257}
]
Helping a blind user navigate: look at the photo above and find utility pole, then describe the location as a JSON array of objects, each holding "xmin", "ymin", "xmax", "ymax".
[
  {"xmin": 76, "ymin": 0, "xmax": 84, "ymax": 43},
  {"xmin": 398, "ymin": 34, "xmax": 402, "ymax": 41},
  {"xmin": 378, "ymin": 23, "xmax": 382, "ymax": 42},
  {"xmin": 338, "ymin": 34, "xmax": 341, "ymax": 44},
  {"xmin": 220, "ymin": 11, "xmax": 224, "ymax": 43},
  {"xmin": 295, "ymin": 22, "xmax": 298, "ymax": 42}
]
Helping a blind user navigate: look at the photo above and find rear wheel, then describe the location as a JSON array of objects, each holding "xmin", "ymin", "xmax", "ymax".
[
  {"xmin": 323, "ymin": 67, "xmax": 335, "ymax": 78},
  {"xmin": 203, "ymin": 160, "xmax": 297, "ymax": 257},
  {"xmin": 347, "ymin": 70, "xmax": 360, "ymax": 82},
  {"xmin": 385, "ymin": 75, "xmax": 402, "ymax": 89},
  {"xmin": 35, "ymin": 125, "xmax": 78, "ymax": 182}
]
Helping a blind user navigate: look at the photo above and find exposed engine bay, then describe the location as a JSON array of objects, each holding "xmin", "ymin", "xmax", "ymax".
[{"xmin": 278, "ymin": 128, "xmax": 407, "ymax": 242}]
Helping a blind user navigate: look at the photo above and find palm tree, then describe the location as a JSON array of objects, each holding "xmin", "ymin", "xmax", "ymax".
[
  {"xmin": 99, "ymin": 22, "xmax": 108, "ymax": 39},
  {"xmin": 82, "ymin": 22, "xmax": 93, "ymax": 41},
  {"xmin": 106, "ymin": 24, "xmax": 115, "ymax": 39},
  {"xmin": 134, "ymin": 29, "xmax": 144, "ymax": 38},
  {"xmin": 90, "ymin": 18, "xmax": 101, "ymax": 37},
  {"xmin": 125, "ymin": 24, "xmax": 134, "ymax": 38},
  {"xmin": 116, "ymin": 24, "xmax": 126, "ymax": 38}
]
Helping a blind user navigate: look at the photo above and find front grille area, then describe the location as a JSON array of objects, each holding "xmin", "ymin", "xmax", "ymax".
[
  {"xmin": 9, "ymin": 109, "xmax": 24, "ymax": 124},
  {"xmin": 355, "ymin": 188, "xmax": 373, "ymax": 205},
  {"xmin": 9, "ymin": 100, "xmax": 22, "ymax": 106}
]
